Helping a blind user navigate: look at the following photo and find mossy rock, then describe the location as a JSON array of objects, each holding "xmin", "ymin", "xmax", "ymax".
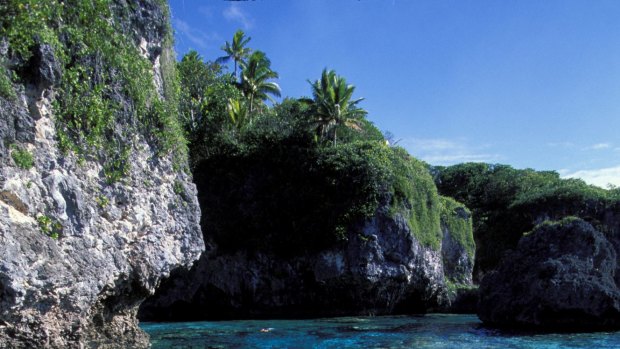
[
  {"xmin": 388, "ymin": 147, "xmax": 442, "ymax": 250},
  {"xmin": 0, "ymin": 0, "xmax": 187, "ymax": 179},
  {"xmin": 440, "ymin": 196, "xmax": 475, "ymax": 260}
]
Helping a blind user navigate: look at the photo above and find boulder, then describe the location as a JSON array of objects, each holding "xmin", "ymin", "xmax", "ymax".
[{"xmin": 478, "ymin": 218, "xmax": 620, "ymax": 330}]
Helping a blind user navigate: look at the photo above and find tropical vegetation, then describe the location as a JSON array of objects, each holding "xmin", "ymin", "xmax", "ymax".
[
  {"xmin": 177, "ymin": 30, "xmax": 446, "ymax": 255},
  {"xmin": 433, "ymin": 163, "xmax": 620, "ymax": 280},
  {"xmin": 216, "ymin": 29, "xmax": 252, "ymax": 78},
  {"xmin": 237, "ymin": 50, "xmax": 281, "ymax": 114},
  {"xmin": 302, "ymin": 69, "xmax": 367, "ymax": 145}
]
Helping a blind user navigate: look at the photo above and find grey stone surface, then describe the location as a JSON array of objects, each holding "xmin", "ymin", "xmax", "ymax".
[
  {"xmin": 441, "ymin": 205, "xmax": 474, "ymax": 285},
  {"xmin": 478, "ymin": 218, "xmax": 620, "ymax": 330},
  {"xmin": 0, "ymin": 1, "xmax": 204, "ymax": 347}
]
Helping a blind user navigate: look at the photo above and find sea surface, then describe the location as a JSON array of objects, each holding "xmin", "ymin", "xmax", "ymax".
[{"xmin": 141, "ymin": 314, "xmax": 620, "ymax": 349}]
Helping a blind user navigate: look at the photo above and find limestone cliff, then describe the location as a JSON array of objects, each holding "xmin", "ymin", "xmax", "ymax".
[{"xmin": 0, "ymin": 1, "xmax": 204, "ymax": 347}]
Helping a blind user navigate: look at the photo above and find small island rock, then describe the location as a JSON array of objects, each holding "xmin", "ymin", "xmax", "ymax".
[{"xmin": 478, "ymin": 218, "xmax": 620, "ymax": 330}]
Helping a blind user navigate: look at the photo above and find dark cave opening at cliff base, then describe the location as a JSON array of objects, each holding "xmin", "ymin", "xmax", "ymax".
[{"xmin": 139, "ymin": 285, "xmax": 432, "ymax": 322}]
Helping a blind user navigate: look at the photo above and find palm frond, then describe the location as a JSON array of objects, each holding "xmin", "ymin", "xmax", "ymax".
[{"xmin": 304, "ymin": 68, "xmax": 368, "ymax": 144}]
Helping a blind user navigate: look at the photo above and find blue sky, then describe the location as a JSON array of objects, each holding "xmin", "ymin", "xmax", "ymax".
[{"xmin": 168, "ymin": 0, "xmax": 620, "ymax": 187}]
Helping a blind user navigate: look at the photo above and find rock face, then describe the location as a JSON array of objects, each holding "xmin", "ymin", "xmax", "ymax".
[
  {"xmin": 440, "ymin": 197, "xmax": 474, "ymax": 286},
  {"xmin": 478, "ymin": 218, "xmax": 620, "ymax": 330},
  {"xmin": 438, "ymin": 196, "xmax": 476, "ymax": 312},
  {"xmin": 0, "ymin": 1, "xmax": 204, "ymax": 348},
  {"xmin": 140, "ymin": 198, "xmax": 474, "ymax": 320}
]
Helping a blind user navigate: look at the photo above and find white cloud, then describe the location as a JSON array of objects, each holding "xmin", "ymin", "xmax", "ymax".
[
  {"xmin": 223, "ymin": 3, "xmax": 254, "ymax": 29},
  {"xmin": 562, "ymin": 165, "xmax": 620, "ymax": 188},
  {"xmin": 173, "ymin": 19, "xmax": 219, "ymax": 49},
  {"xmin": 585, "ymin": 143, "xmax": 612, "ymax": 150},
  {"xmin": 400, "ymin": 138, "xmax": 501, "ymax": 166}
]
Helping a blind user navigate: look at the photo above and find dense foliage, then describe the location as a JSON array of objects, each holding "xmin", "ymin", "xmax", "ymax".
[
  {"xmin": 196, "ymin": 136, "xmax": 386, "ymax": 255},
  {"xmin": 301, "ymin": 69, "xmax": 367, "ymax": 145},
  {"xmin": 177, "ymin": 50, "xmax": 242, "ymax": 169},
  {"xmin": 0, "ymin": 61, "xmax": 15, "ymax": 99},
  {"xmin": 181, "ymin": 32, "xmax": 446, "ymax": 255},
  {"xmin": 194, "ymin": 118, "xmax": 443, "ymax": 255},
  {"xmin": 389, "ymin": 147, "xmax": 442, "ymax": 250},
  {"xmin": 434, "ymin": 163, "xmax": 620, "ymax": 279}
]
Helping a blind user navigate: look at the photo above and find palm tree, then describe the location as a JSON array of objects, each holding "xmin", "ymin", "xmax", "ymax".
[
  {"xmin": 302, "ymin": 69, "xmax": 367, "ymax": 145},
  {"xmin": 216, "ymin": 29, "xmax": 252, "ymax": 78},
  {"xmin": 238, "ymin": 51, "xmax": 281, "ymax": 114}
]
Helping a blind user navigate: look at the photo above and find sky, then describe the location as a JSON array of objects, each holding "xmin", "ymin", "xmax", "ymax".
[{"xmin": 168, "ymin": 0, "xmax": 620, "ymax": 188}]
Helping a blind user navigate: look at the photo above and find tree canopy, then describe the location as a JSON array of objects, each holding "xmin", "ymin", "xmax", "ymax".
[
  {"xmin": 302, "ymin": 69, "xmax": 367, "ymax": 145},
  {"xmin": 238, "ymin": 50, "xmax": 281, "ymax": 114},
  {"xmin": 216, "ymin": 29, "xmax": 252, "ymax": 78}
]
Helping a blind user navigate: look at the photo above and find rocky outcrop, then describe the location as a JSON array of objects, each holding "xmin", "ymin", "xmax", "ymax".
[
  {"xmin": 140, "ymin": 139, "xmax": 475, "ymax": 320},
  {"xmin": 438, "ymin": 196, "xmax": 476, "ymax": 312},
  {"xmin": 140, "ymin": 196, "xmax": 476, "ymax": 320},
  {"xmin": 0, "ymin": 1, "xmax": 204, "ymax": 348},
  {"xmin": 440, "ymin": 196, "xmax": 474, "ymax": 286},
  {"xmin": 478, "ymin": 218, "xmax": 620, "ymax": 330},
  {"xmin": 433, "ymin": 163, "xmax": 620, "ymax": 283},
  {"xmin": 140, "ymin": 205, "xmax": 446, "ymax": 319}
]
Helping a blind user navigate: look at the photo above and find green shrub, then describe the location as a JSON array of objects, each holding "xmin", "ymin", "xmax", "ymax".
[
  {"xmin": 440, "ymin": 196, "xmax": 475, "ymax": 259},
  {"xmin": 173, "ymin": 180, "xmax": 184, "ymax": 195},
  {"xmin": 388, "ymin": 147, "xmax": 442, "ymax": 250},
  {"xmin": 96, "ymin": 195, "xmax": 109, "ymax": 208},
  {"xmin": 103, "ymin": 147, "xmax": 130, "ymax": 184},
  {"xmin": 0, "ymin": 65, "xmax": 15, "ymax": 99},
  {"xmin": 10, "ymin": 144, "xmax": 34, "ymax": 169},
  {"xmin": 445, "ymin": 279, "xmax": 478, "ymax": 299},
  {"xmin": 523, "ymin": 216, "xmax": 582, "ymax": 236},
  {"xmin": 196, "ymin": 131, "xmax": 448, "ymax": 255},
  {"xmin": 37, "ymin": 215, "xmax": 62, "ymax": 239},
  {"xmin": 197, "ymin": 139, "xmax": 394, "ymax": 255},
  {"xmin": 0, "ymin": 0, "xmax": 188, "ymax": 183}
]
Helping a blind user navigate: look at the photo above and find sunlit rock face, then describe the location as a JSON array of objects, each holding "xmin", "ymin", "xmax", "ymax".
[{"xmin": 0, "ymin": 1, "xmax": 204, "ymax": 347}]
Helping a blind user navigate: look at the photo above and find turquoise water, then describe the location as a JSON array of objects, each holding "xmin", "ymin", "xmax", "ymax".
[{"xmin": 141, "ymin": 314, "xmax": 620, "ymax": 349}]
